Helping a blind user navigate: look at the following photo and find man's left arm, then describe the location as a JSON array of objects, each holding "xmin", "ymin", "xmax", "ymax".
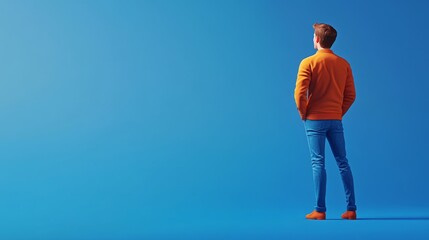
[{"xmin": 294, "ymin": 59, "xmax": 311, "ymax": 120}]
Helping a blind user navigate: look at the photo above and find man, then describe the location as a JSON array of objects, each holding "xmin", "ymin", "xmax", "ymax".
[{"xmin": 294, "ymin": 23, "xmax": 357, "ymax": 220}]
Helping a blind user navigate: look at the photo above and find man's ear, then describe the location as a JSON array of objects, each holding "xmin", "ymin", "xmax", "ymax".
[{"xmin": 315, "ymin": 35, "xmax": 320, "ymax": 43}]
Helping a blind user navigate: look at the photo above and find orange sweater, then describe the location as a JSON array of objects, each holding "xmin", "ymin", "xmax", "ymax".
[{"xmin": 294, "ymin": 49, "xmax": 356, "ymax": 120}]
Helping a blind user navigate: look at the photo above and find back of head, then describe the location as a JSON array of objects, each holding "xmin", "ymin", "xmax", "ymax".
[{"xmin": 313, "ymin": 23, "xmax": 337, "ymax": 48}]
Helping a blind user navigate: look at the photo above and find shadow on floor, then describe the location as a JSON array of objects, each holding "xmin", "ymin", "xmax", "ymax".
[
  {"xmin": 358, "ymin": 217, "xmax": 429, "ymax": 220},
  {"xmin": 328, "ymin": 217, "xmax": 429, "ymax": 221}
]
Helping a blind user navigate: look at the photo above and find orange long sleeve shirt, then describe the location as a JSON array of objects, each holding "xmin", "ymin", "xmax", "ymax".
[{"xmin": 294, "ymin": 49, "xmax": 356, "ymax": 120}]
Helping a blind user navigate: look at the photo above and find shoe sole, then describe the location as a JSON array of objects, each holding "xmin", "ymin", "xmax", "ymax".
[{"xmin": 306, "ymin": 217, "xmax": 326, "ymax": 220}]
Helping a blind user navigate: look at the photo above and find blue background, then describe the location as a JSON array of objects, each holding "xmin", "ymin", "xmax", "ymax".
[{"xmin": 1, "ymin": 0, "xmax": 428, "ymax": 239}]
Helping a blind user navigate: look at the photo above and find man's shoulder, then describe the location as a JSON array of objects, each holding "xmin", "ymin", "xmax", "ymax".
[
  {"xmin": 318, "ymin": 52, "xmax": 352, "ymax": 68},
  {"xmin": 331, "ymin": 52, "xmax": 351, "ymax": 65},
  {"xmin": 300, "ymin": 54, "xmax": 316, "ymax": 65}
]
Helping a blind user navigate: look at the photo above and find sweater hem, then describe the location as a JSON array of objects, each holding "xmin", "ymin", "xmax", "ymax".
[{"xmin": 305, "ymin": 114, "xmax": 342, "ymax": 120}]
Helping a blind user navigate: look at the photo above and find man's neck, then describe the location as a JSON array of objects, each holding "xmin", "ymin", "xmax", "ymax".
[{"xmin": 317, "ymin": 46, "xmax": 330, "ymax": 51}]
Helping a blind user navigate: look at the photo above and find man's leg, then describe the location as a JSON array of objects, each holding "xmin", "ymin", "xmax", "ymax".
[
  {"xmin": 304, "ymin": 120, "xmax": 327, "ymax": 213},
  {"xmin": 326, "ymin": 121, "xmax": 356, "ymax": 211}
]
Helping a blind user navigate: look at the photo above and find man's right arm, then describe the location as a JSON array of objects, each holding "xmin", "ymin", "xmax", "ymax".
[{"xmin": 342, "ymin": 65, "xmax": 356, "ymax": 116}]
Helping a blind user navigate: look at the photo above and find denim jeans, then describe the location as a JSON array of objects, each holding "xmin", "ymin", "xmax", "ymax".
[{"xmin": 304, "ymin": 120, "xmax": 356, "ymax": 212}]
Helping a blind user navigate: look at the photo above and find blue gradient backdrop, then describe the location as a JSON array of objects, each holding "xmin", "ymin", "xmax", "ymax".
[{"xmin": 0, "ymin": 0, "xmax": 428, "ymax": 239}]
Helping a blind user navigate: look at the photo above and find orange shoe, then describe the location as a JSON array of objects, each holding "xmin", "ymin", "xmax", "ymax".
[
  {"xmin": 341, "ymin": 210, "xmax": 357, "ymax": 220},
  {"xmin": 305, "ymin": 210, "xmax": 326, "ymax": 220}
]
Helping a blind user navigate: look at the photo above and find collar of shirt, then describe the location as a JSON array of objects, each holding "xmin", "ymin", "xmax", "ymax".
[{"xmin": 317, "ymin": 49, "xmax": 333, "ymax": 54}]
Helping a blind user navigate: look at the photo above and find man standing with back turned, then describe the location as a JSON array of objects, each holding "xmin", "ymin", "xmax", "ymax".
[{"xmin": 294, "ymin": 23, "xmax": 357, "ymax": 220}]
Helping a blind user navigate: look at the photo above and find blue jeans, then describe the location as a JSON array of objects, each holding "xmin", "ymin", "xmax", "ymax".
[{"xmin": 304, "ymin": 120, "xmax": 356, "ymax": 212}]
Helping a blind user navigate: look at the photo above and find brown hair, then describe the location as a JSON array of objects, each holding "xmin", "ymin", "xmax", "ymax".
[{"xmin": 313, "ymin": 23, "xmax": 337, "ymax": 48}]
